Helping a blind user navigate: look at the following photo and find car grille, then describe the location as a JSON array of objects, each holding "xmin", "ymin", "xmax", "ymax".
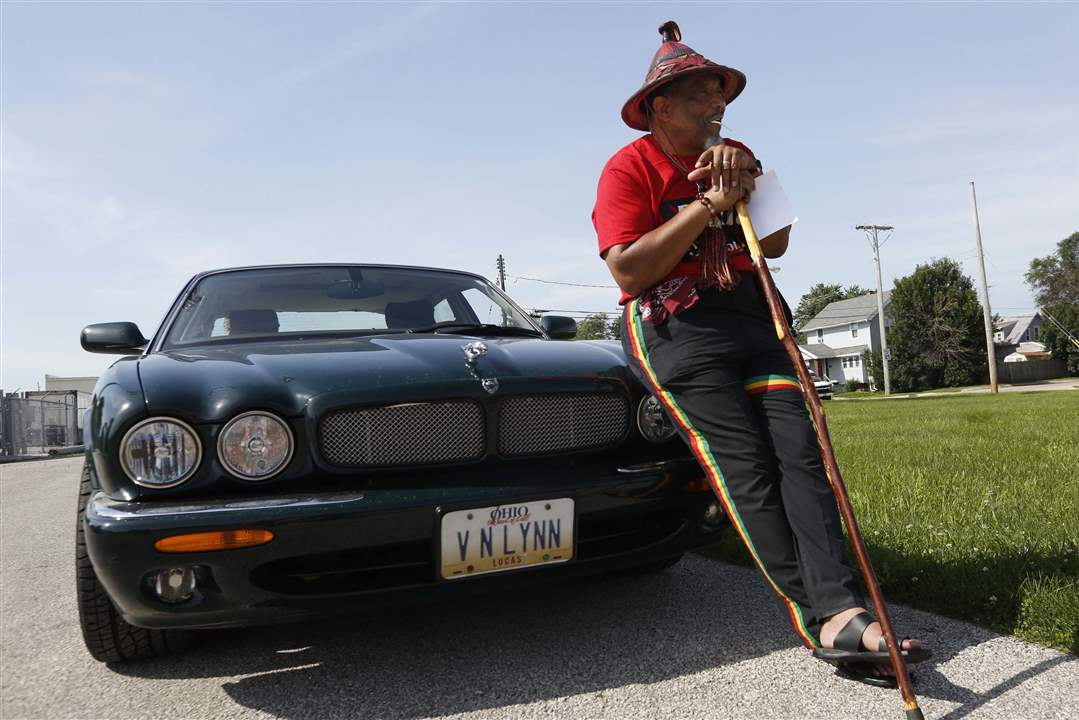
[
  {"xmin": 251, "ymin": 540, "xmax": 433, "ymax": 595},
  {"xmin": 319, "ymin": 392, "xmax": 629, "ymax": 468},
  {"xmin": 319, "ymin": 401, "xmax": 486, "ymax": 467},
  {"xmin": 498, "ymin": 393, "xmax": 629, "ymax": 457}
]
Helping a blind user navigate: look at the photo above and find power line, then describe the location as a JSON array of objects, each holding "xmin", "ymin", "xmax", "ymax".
[
  {"xmin": 1041, "ymin": 307, "xmax": 1079, "ymax": 349},
  {"xmin": 532, "ymin": 308, "xmax": 622, "ymax": 316},
  {"xmin": 509, "ymin": 275, "xmax": 618, "ymax": 289}
]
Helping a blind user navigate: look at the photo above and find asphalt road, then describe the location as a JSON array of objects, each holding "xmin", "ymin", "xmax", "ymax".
[{"xmin": 3, "ymin": 457, "xmax": 1077, "ymax": 720}]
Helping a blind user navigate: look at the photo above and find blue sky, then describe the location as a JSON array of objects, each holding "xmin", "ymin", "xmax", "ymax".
[{"xmin": 3, "ymin": 1, "xmax": 1077, "ymax": 390}]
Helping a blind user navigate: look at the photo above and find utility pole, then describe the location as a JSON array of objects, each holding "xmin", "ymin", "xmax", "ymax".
[
  {"xmin": 856, "ymin": 224, "xmax": 894, "ymax": 396},
  {"xmin": 970, "ymin": 182, "xmax": 999, "ymax": 393},
  {"xmin": 496, "ymin": 254, "xmax": 506, "ymax": 291}
]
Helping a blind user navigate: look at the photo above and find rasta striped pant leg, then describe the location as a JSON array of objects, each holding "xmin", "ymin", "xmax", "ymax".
[{"xmin": 622, "ymin": 299, "xmax": 864, "ymax": 647}]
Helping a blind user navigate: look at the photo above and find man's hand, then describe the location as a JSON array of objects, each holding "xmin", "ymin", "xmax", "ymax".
[
  {"xmin": 701, "ymin": 169, "xmax": 757, "ymax": 212},
  {"xmin": 688, "ymin": 144, "xmax": 760, "ymax": 193}
]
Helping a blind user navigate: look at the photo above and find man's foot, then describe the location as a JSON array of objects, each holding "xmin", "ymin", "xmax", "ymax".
[{"xmin": 816, "ymin": 608, "xmax": 928, "ymax": 684}]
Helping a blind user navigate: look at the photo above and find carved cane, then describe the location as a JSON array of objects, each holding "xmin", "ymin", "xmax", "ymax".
[{"xmin": 735, "ymin": 201, "xmax": 925, "ymax": 720}]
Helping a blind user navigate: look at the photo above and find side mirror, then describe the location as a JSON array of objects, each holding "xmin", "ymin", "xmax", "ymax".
[
  {"xmin": 540, "ymin": 315, "xmax": 577, "ymax": 340},
  {"xmin": 81, "ymin": 322, "xmax": 149, "ymax": 354}
]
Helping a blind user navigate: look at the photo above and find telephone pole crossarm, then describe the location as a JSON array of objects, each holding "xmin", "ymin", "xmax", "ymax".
[{"xmin": 496, "ymin": 254, "xmax": 507, "ymax": 291}]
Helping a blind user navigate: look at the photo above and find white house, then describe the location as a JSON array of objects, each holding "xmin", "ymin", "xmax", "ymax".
[
  {"xmin": 993, "ymin": 312, "xmax": 1042, "ymax": 359},
  {"xmin": 798, "ymin": 292, "xmax": 891, "ymax": 387}
]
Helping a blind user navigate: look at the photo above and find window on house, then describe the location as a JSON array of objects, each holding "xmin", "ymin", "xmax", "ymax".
[
  {"xmin": 854, "ymin": 355, "xmax": 860, "ymax": 366},
  {"xmin": 816, "ymin": 329, "xmax": 823, "ymax": 342},
  {"xmin": 1033, "ymin": 327, "xmax": 1039, "ymax": 340},
  {"xmin": 850, "ymin": 323, "xmax": 859, "ymax": 338}
]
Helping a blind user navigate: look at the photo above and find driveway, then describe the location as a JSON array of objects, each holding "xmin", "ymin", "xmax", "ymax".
[
  {"xmin": 836, "ymin": 377, "xmax": 1079, "ymax": 400},
  {"xmin": 2, "ymin": 457, "xmax": 1076, "ymax": 720}
]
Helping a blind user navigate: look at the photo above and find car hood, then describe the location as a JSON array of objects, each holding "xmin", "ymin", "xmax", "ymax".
[{"xmin": 137, "ymin": 334, "xmax": 632, "ymax": 423}]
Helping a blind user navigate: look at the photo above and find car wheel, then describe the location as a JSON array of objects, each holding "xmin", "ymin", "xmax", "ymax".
[{"xmin": 76, "ymin": 459, "xmax": 192, "ymax": 662}]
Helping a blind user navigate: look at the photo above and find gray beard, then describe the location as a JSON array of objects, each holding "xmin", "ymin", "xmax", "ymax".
[{"xmin": 703, "ymin": 109, "xmax": 725, "ymax": 147}]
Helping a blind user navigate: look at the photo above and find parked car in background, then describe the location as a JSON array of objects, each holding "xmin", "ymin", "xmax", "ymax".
[
  {"xmin": 77, "ymin": 264, "xmax": 726, "ymax": 662},
  {"xmin": 807, "ymin": 369, "xmax": 834, "ymax": 399}
]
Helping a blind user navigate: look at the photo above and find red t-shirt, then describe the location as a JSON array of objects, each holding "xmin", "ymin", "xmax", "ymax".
[{"xmin": 592, "ymin": 134, "xmax": 756, "ymax": 308}]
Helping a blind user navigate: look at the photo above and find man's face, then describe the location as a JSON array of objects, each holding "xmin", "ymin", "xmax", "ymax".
[{"xmin": 655, "ymin": 74, "xmax": 727, "ymax": 147}]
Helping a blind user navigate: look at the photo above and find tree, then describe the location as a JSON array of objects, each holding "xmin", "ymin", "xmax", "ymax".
[
  {"xmin": 607, "ymin": 315, "xmax": 623, "ymax": 341},
  {"xmin": 1025, "ymin": 231, "xmax": 1079, "ymax": 307},
  {"xmin": 1026, "ymin": 231, "xmax": 1079, "ymax": 373},
  {"xmin": 792, "ymin": 283, "xmax": 870, "ymax": 331},
  {"xmin": 574, "ymin": 313, "xmax": 612, "ymax": 340},
  {"xmin": 886, "ymin": 258, "xmax": 986, "ymax": 391},
  {"xmin": 862, "ymin": 348, "xmax": 883, "ymax": 391}
]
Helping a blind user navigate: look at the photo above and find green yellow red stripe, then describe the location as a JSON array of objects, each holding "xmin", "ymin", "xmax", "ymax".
[
  {"xmin": 625, "ymin": 301, "xmax": 817, "ymax": 648},
  {"xmin": 744, "ymin": 374, "xmax": 802, "ymax": 396}
]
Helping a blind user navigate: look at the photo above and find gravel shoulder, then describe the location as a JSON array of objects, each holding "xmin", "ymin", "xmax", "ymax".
[{"xmin": 2, "ymin": 457, "xmax": 1076, "ymax": 720}]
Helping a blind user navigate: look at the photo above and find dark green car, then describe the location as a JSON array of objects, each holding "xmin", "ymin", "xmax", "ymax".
[{"xmin": 77, "ymin": 264, "xmax": 725, "ymax": 662}]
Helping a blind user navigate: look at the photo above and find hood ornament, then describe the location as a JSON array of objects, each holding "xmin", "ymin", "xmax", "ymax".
[
  {"xmin": 463, "ymin": 341, "xmax": 488, "ymax": 364},
  {"xmin": 463, "ymin": 341, "xmax": 497, "ymax": 393}
]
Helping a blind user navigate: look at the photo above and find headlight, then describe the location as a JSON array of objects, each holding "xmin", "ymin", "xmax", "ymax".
[
  {"xmin": 217, "ymin": 411, "xmax": 293, "ymax": 480},
  {"xmin": 120, "ymin": 417, "xmax": 202, "ymax": 488},
  {"xmin": 637, "ymin": 394, "xmax": 677, "ymax": 443}
]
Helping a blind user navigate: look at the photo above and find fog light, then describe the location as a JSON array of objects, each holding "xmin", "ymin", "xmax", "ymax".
[
  {"xmin": 154, "ymin": 567, "xmax": 197, "ymax": 604},
  {"xmin": 703, "ymin": 502, "xmax": 724, "ymax": 526}
]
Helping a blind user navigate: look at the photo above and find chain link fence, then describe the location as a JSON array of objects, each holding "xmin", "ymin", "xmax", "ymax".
[{"xmin": 1, "ymin": 393, "xmax": 84, "ymax": 459}]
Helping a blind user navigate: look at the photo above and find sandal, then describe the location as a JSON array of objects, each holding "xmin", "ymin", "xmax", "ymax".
[{"xmin": 813, "ymin": 611, "xmax": 932, "ymax": 688}]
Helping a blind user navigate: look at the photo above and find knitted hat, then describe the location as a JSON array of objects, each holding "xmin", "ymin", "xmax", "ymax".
[{"xmin": 621, "ymin": 21, "xmax": 747, "ymax": 132}]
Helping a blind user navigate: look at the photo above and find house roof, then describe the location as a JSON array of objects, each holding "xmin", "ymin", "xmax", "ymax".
[
  {"xmin": 994, "ymin": 313, "xmax": 1040, "ymax": 346},
  {"xmin": 799, "ymin": 343, "xmax": 869, "ymax": 359},
  {"xmin": 802, "ymin": 292, "xmax": 891, "ymax": 332}
]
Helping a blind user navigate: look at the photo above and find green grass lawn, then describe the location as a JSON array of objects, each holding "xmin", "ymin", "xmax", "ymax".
[{"xmin": 697, "ymin": 391, "xmax": 1079, "ymax": 653}]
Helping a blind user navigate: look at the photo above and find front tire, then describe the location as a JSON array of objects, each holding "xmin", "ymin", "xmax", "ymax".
[{"xmin": 76, "ymin": 459, "xmax": 191, "ymax": 662}]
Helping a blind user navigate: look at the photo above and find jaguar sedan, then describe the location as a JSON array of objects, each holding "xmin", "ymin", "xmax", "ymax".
[{"xmin": 77, "ymin": 264, "xmax": 725, "ymax": 662}]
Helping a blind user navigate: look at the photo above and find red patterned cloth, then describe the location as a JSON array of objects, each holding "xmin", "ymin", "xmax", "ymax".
[{"xmin": 593, "ymin": 135, "xmax": 757, "ymax": 324}]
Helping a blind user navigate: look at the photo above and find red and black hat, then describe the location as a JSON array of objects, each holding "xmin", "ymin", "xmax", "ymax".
[{"xmin": 621, "ymin": 21, "xmax": 747, "ymax": 132}]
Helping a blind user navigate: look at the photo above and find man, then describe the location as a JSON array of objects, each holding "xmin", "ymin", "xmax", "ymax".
[{"xmin": 592, "ymin": 21, "xmax": 929, "ymax": 686}]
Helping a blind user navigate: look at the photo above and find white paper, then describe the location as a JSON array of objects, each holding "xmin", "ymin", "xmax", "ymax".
[{"xmin": 747, "ymin": 170, "xmax": 797, "ymax": 240}]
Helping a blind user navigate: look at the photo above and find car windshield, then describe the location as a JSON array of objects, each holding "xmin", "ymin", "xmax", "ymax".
[{"xmin": 162, "ymin": 266, "xmax": 541, "ymax": 348}]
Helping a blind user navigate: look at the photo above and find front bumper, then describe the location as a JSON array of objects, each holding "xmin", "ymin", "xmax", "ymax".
[{"xmin": 85, "ymin": 457, "xmax": 723, "ymax": 630}]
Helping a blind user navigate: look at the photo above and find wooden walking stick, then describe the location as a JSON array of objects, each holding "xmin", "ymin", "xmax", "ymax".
[{"xmin": 735, "ymin": 201, "xmax": 926, "ymax": 720}]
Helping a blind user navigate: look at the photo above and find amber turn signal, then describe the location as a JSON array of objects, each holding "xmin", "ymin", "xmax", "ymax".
[{"xmin": 154, "ymin": 529, "xmax": 274, "ymax": 553}]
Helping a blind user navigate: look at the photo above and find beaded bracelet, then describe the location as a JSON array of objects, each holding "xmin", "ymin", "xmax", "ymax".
[{"xmin": 696, "ymin": 192, "xmax": 718, "ymax": 218}]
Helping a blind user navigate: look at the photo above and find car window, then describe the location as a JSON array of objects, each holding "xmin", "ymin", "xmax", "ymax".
[
  {"xmin": 462, "ymin": 288, "xmax": 510, "ymax": 326},
  {"xmin": 433, "ymin": 299, "xmax": 455, "ymax": 323},
  {"xmin": 278, "ymin": 311, "xmax": 387, "ymax": 332},
  {"xmin": 162, "ymin": 266, "xmax": 537, "ymax": 348}
]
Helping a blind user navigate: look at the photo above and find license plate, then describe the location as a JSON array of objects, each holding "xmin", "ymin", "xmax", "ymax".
[{"xmin": 440, "ymin": 498, "xmax": 574, "ymax": 580}]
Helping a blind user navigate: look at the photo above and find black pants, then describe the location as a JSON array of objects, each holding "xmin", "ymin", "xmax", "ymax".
[{"xmin": 622, "ymin": 278, "xmax": 864, "ymax": 646}]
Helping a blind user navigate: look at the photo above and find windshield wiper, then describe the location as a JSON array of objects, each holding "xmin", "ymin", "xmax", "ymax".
[{"xmin": 407, "ymin": 322, "xmax": 542, "ymax": 337}]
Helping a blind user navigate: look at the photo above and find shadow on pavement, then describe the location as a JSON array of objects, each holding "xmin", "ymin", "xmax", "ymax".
[
  {"xmin": 933, "ymin": 655, "xmax": 1075, "ymax": 720},
  {"xmin": 109, "ymin": 557, "xmax": 1079, "ymax": 720},
  {"xmin": 113, "ymin": 565, "xmax": 796, "ymax": 719}
]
